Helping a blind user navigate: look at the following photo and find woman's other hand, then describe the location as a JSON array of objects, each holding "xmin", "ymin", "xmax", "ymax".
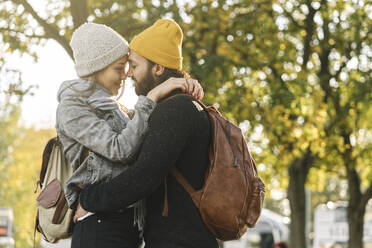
[
  {"xmin": 146, "ymin": 77, "xmax": 204, "ymax": 102},
  {"xmin": 73, "ymin": 201, "xmax": 88, "ymax": 223},
  {"xmin": 185, "ymin": 78, "xmax": 204, "ymax": 101}
]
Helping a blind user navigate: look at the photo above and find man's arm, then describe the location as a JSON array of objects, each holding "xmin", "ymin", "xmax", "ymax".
[{"xmin": 79, "ymin": 96, "xmax": 198, "ymax": 212}]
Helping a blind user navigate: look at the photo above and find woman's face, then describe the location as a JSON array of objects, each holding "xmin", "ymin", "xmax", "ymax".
[{"xmin": 97, "ymin": 56, "xmax": 129, "ymax": 95}]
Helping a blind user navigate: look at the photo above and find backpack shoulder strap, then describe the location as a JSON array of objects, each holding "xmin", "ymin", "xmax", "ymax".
[
  {"xmin": 36, "ymin": 137, "xmax": 59, "ymax": 192},
  {"xmin": 171, "ymin": 168, "xmax": 196, "ymax": 195},
  {"xmin": 161, "ymin": 93, "xmax": 209, "ymax": 216},
  {"xmin": 37, "ymin": 133, "xmax": 90, "ymax": 193},
  {"xmin": 162, "ymin": 168, "xmax": 197, "ymax": 217},
  {"xmin": 163, "ymin": 93, "xmax": 210, "ymax": 112}
]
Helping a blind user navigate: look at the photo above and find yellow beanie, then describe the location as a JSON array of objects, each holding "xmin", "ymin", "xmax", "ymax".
[{"xmin": 129, "ymin": 19, "xmax": 183, "ymax": 70}]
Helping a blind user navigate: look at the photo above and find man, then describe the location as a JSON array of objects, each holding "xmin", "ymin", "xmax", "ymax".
[{"xmin": 79, "ymin": 19, "xmax": 218, "ymax": 248}]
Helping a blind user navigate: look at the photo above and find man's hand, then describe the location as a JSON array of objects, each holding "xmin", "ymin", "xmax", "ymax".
[{"xmin": 73, "ymin": 200, "xmax": 88, "ymax": 223}]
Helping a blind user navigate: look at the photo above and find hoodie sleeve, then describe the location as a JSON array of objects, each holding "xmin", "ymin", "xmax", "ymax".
[{"xmin": 57, "ymin": 95, "xmax": 156, "ymax": 162}]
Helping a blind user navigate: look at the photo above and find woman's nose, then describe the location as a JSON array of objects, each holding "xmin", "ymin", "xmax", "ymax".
[{"xmin": 121, "ymin": 72, "xmax": 127, "ymax": 80}]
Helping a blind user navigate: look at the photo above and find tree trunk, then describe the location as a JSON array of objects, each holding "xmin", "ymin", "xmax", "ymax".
[
  {"xmin": 288, "ymin": 164, "xmax": 307, "ymax": 248},
  {"xmin": 343, "ymin": 132, "xmax": 371, "ymax": 248},
  {"xmin": 70, "ymin": 0, "xmax": 88, "ymax": 30},
  {"xmin": 347, "ymin": 203, "xmax": 365, "ymax": 248},
  {"xmin": 287, "ymin": 150, "xmax": 314, "ymax": 248},
  {"xmin": 346, "ymin": 167, "xmax": 366, "ymax": 248}
]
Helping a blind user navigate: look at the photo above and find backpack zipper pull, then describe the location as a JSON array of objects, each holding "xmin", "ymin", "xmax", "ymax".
[{"xmin": 233, "ymin": 156, "xmax": 238, "ymax": 167}]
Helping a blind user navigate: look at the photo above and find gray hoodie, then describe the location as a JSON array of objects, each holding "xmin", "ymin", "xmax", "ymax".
[{"xmin": 56, "ymin": 79, "xmax": 156, "ymax": 207}]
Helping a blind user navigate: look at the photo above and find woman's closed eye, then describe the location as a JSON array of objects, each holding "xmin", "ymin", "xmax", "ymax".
[{"xmin": 114, "ymin": 67, "xmax": 124, "ymax": 72}]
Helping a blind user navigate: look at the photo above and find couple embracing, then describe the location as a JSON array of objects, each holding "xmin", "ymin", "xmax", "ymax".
[{"xmin": 55, "ymin": 19, "xmax": 218, "ymax": 248}]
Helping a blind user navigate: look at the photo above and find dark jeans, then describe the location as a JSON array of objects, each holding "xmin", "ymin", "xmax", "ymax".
[{"xmin": 71, "ymin": 209, "xmax": 141, "ymax": 248}]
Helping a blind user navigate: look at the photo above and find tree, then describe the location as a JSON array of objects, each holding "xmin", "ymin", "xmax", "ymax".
[
  {"xmin": 297, "ymin": 1, "xmax": 372, "ymax": 247},
  {"xmin": 0, "ymin": 127, "xmax": 56, "ymax": 247},
  {"xmin": 0, "ymin": 57, "xmax": 32, "ymax": 196},
  {"xmin": 0, "ymin": 52, "xmax": 38, "ymax": 246},
  {"xmin": 182, "ymin": 1, "xmax": 371, "ymax": 247},
  {"xmin": 1, "ymin": 1, "xmax": 371, "ymax": 247}
]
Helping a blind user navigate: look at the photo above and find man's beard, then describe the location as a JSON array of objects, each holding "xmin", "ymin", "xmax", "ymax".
[{"xmin": 134, "ymin": 66, "xmax": 158, "ymax": 96}]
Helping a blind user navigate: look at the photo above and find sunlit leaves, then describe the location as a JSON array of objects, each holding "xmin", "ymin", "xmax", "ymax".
[
  {"xmin": 0, "ymin": 128, "xmax": 56, "ymax": 247},
  {"xmin": 0, "ymin": 1, "xmax": 371, "ymax": 244}
]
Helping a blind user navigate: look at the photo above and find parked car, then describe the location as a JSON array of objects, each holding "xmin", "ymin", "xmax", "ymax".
[
  {"xmin": 0, "ymin": 207, "xmax": 14, "ymax": 248},
  {"xmin": 223, "ymin": 208, "xmax": 289, "ymax": 248}
]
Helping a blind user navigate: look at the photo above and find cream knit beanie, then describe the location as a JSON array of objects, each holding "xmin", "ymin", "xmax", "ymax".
[{"xmin": 70, "ymin": 23, "xmax": 129, "ymax": 77}]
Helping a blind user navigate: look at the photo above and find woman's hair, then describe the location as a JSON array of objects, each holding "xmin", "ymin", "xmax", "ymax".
[
  {"xmin": 77, "ymin": 70, "xmax": 125, "ymax": 100},
  {"xmin": 80, "ymin": 73, "xmax": 99, "ymax": 93},
  {"xmin": 70, "ymin": 73, "xmax": 98, "ymax": 97}
]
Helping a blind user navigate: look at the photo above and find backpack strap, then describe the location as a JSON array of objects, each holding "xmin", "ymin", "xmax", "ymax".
[
  {"xmin": 33, "ymin": 210, "xmax": 38, "ymax": 248},
  {"xmin": 36, "ymin": 102, "xmax": 96, "ymax": 192},
  {"xmin": 35, "ymin": 137, "xmax": 59, "ymax": 193},
  {"xmin": 164, "ymin": 93, "xmax": 207, "ymax": 110},
  {"xmin": 161, "ymin": 176, "xmax": 169, "ymax": 217},
  {"xmin": 161, "ymin": 93, "xmax": 206, "ymax": 217},
  {"xmin": 162, "ymin": 168, "xmax": 198, "ymax": 217},
  {"xmin": 171, "ymin": 94, "xmax": 239, "ymax": 167},
  {"xmin": 52, "ymin": 191, "xmax": 68, "ymax": 224},
  {"xmin": 171, "ymin": 168, "xmax": 196, "ymax": 195}
]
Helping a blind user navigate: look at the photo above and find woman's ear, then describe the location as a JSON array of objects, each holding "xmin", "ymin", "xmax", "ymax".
[{"xmin": 152, "ymin": 64, "xmax": 165, "ymax": 76}]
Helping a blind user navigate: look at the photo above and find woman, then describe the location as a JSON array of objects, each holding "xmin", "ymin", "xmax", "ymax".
[{"xmin": 55, "ymin": 23, "xmax": 202, "ymax": 248}]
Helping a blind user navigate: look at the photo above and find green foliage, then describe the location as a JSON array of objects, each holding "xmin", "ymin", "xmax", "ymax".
[
  {"xmin": 0, "ymin": 128, "xmax": 56, "ymax": 247},
  {"xmin": 0, "ymin": 60, "xmax": 32, "ymax": 183},
  {"xmin": 0, "ymin": 0, "xmax": 371, "ymax": 246},
  {"xmin": 0, "ymin": 45, "xmax": 37, "ymax": 247},
  {"xmin": 0, "ymin": 104, "xmax": 20, "ymax": 199}
]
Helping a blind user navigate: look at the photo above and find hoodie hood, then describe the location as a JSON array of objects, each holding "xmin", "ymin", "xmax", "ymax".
[
  {"xmin": 57, "ymin": 79, "xmax": 120, "ymax": 112},
  {"xmin": 57, "ymin": 79, "xmax": 96, "ymax": 102}
]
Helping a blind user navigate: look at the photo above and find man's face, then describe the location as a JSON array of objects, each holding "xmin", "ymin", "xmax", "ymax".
[{"xmin": 127, "ymin": 50, "xmax": 157, "ymax": 96}]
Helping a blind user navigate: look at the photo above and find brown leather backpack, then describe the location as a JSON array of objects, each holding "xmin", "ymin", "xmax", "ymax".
[{"xmin": 163, "ymin": 95, "xmax": 265, "ymax": 241}]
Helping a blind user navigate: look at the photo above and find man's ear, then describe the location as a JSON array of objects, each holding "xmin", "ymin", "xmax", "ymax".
[{"xmin": 152, "ymin": 64, "xmax": 165, "ymax": 76}]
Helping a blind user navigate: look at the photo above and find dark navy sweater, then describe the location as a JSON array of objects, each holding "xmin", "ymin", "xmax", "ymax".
[{"xmin": 80, "ymin": 95, "xmax": 218, "ymax": 248}]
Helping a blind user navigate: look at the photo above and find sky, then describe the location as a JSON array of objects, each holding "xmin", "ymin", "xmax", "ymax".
[
  {"xmin": 6, "ymin": 40, "xmax": 138, "ymax": 129},
  {"xmin": 3, "ymin": 0, "xmax": 138, "ymax": 129}
]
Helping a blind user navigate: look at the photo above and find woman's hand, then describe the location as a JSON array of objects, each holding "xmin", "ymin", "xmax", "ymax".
[
  {"xmin": 185, "ymin": 78, "xmax": 204, "ymax": 100},
  {"xmin": 146, "ymin": 77, "xmax": 204, "ymax": 103},
  {"xmin": 73, "ymin": 200, "xmax": 88, "ymax": 223}
]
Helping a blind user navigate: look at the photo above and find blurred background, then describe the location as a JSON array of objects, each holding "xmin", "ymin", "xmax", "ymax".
[{"xmin": 0, "ymin": 0, "xmax": 371, "ymax": 247}]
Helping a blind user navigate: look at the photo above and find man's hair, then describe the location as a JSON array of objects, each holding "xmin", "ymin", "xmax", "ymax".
[{"xmin": 146, "ymin": 59, "xmax": 190, "ymax": 84}]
